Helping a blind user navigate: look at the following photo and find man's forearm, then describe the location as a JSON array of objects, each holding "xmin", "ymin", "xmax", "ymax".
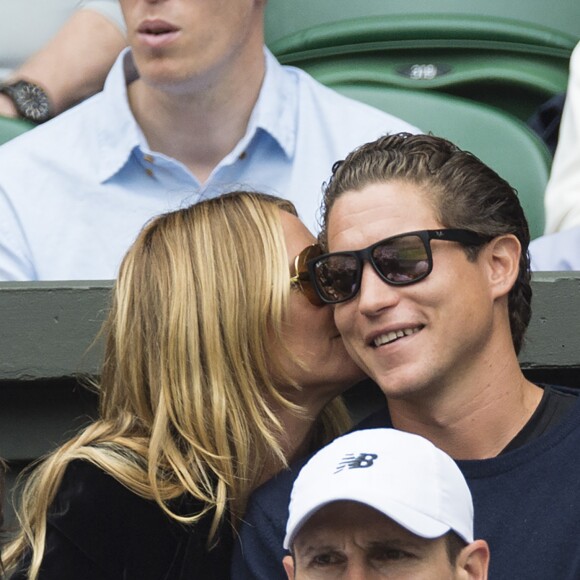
[{"xmin": 1, "ymin": 8, "xmax": 126, "ymax": 119}]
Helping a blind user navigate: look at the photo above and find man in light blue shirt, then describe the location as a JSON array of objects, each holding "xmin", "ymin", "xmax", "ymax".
[{"xmin": 0, "ymin": 0, "xmax": 418, "ymax": 281}]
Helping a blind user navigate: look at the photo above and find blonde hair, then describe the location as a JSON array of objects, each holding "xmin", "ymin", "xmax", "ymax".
[{"xmin": 4, "ymin": 192, "xmax": 350, "ymax": 578}]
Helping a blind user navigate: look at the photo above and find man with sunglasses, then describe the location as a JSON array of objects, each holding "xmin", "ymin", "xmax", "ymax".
[{"xmin": 232, "ymin": 133, "xmax": 580, "ymax": 580}]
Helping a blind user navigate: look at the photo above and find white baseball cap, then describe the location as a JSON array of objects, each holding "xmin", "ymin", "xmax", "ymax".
[{"xmin": 284, "ymin": 428, "xmax": 474, "ymax": 549}]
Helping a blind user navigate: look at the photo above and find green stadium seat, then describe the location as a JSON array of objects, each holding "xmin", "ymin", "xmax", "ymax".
[
  {"xmin": 265, "ymin": 0, "xmax": 580, "ymax": 49},
  {"xmin": 0, "ymin": 115, "xmax": 34, "ymax": 146},
  {"xmin": 266, "ymin": 12, "xmax": 577, "ymax": 121},
  {"xmin": 333, "ymin": 85, "xmax": 550, "ymax": 239}
]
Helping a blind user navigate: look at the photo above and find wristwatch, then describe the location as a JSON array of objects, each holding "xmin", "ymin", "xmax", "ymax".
[{"xmin": 0, "ymin": 80, "xmax": 52, "ymax": 124}]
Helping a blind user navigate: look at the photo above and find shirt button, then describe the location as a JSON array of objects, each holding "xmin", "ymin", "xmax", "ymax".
[
  {"xmin": 145, "ymin": 168, "xmax": 154, "ymax": 177},
  {"xmin": 239, "ymin": 151, "xmax": 247, "ymax": 160},
  {"xmin": 144, "ymin": 155, "xmax": 154, "ymax": 163}
]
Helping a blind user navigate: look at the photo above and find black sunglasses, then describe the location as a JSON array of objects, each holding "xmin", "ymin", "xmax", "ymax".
[
  {"xmin": 307, "ymin": 229, "xmax": 490, "ymax": 305},
  {"xmin": 290, "ymin": 244, "xmax": 324, "ymax": 306}
]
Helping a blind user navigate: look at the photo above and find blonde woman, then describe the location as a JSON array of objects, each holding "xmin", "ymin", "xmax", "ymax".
[{"xmin": 4, "ymin": 192, "xmax": 364, "ymax": 579}]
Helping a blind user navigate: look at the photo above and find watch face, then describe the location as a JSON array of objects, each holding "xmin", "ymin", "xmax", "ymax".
[
  {"xmin": 2, "ymin": 81, "xmax": 52, "ymax": 123},
  {"xmin": 17, "ymin": 83, "xmax": 51, "ymax": 123}
]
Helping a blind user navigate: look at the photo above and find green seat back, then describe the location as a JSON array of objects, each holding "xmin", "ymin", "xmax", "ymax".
[
  {"xmin": 334, "ymin": 85, "xmax": 550, "ymax": 239},
  {"xmin": 0, "ymin": 116, "xmax": 34, "ymax": 146},
  {"xmin": 267, "ymin": 13, "xmax": 576, "ymax": 121},
  {"xmin": 265, "ymin": 1, "xmax": 580, "ymax": 47}
]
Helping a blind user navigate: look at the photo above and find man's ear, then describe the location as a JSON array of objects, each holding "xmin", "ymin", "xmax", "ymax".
[
  {"xmin": 483, "ymin": 234, "xmax": 521, "ymax": 301},
  {"xmin": 456, "ymin": 539, "xmax": 490, "ymax": 580},
  {"xmin": 283, "ymin": 554, "xmax": 296, "ymax": 580}
]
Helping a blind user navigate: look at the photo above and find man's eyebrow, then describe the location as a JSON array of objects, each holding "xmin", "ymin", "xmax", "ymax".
[
  {"xmin": 364, "ymin": 537, "xmax": 428, "ymax": 554},
  {"xmin": 295, "ymin": 542, "xmax": 343, "ymax": 557},
  {"xmin": 366, "ymin": 539, "xmax": 415, "ymax": 549},
  {"xmin": 297, "ymin": 536, "xmax": 425, "ymax": 555}
]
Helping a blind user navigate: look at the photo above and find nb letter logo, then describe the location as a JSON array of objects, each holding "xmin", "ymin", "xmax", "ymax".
[{"xmin": 335, "ymin": 452, "xmax": 378, "ymax": 473}]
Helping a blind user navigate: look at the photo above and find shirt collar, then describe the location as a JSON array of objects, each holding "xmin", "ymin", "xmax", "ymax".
[
  {"xmin": 245, "ymin": 47, "xmax": 297, "ymax": 159},
  {"xmin": 96, "ymin": 46, "xmax": 298, "ymax": 182},
  {"xmin": 96, "ymin": 48, "xmax": 144, "ymax": 183}
]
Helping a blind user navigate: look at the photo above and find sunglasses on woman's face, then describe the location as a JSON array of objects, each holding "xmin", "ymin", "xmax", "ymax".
[
  {"xmin": 307, "ymin": 229, "xmax": 490, "ymax": 305},
  {"xmin": 290, "ymin": 244, "xmax": 324, "ymax": 306}
]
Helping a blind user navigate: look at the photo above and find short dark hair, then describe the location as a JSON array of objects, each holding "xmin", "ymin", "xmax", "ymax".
[
  {"xmin": 320, "ymin": 132, "xmax": 531, "ymax": 354},
  {"xmin": 445, "ymin": 530, "xmax": 467, "ymax": 564}
]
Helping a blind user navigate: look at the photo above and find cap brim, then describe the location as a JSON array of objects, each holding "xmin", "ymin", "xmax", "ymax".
[{"xmin": 284, "ymin": 492, "xmax": 453, "ymax": 549}]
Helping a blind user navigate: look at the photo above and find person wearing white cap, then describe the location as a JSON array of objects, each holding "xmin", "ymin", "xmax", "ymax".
[{"xmin": 282, "ymin": 429, "xmax": 489, "ymax": 580}]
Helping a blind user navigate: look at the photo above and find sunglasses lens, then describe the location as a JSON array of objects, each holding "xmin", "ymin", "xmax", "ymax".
[
  {"xmin": 312, "ymin": 254, "xmax": 360, "ymax": 303},
  {"xmin": 373, "ymin": 235, "xmax": 429, "ymax": 284},
  {"xmin": 294, "ymin": 245, "xmax": 324, "ymax": 306}
]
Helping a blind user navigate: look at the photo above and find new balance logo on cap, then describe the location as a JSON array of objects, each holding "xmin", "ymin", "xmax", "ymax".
[{"xmin": 335, "ymin": 452, "xmax": 378, "ymax": 473}]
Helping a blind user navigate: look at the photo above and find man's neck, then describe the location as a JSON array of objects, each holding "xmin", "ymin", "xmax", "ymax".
[
  {"xmin": 127, "ymin": 45, "xmax": 266, "ymax": 184},
  {"xmin": 387, "ymin": 354, "xmax": 544, "ymax": 461}
]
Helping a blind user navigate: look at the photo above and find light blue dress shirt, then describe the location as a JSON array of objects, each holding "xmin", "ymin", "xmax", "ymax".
[
  {"xmin": 0, "ymin": 48, "xmax": 419, "ymax": 280},
  {"xmin": 529, "ymin": 227, "xmax": 580, "ymax": 271}
]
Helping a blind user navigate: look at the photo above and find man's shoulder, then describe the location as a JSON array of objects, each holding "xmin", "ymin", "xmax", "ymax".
[
  {"xmin": 548, "ymin": 384, "xmax": 580, "ymax": 397},
  {"xmin": 0, "ymin": 92, "xmax": 119, "ymax": 204},
  {"xmin": 0, "ymin": 96, "xmax": 102, "ymax": 168},
  {"xmin": 284, "ymin": 63, "xmax": 421, "ymax": 135}
]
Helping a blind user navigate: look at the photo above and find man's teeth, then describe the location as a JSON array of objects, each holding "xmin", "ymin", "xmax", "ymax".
[{"xmin": 374, "ymin": 327, "xmax": 420, "ymax": 347}]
